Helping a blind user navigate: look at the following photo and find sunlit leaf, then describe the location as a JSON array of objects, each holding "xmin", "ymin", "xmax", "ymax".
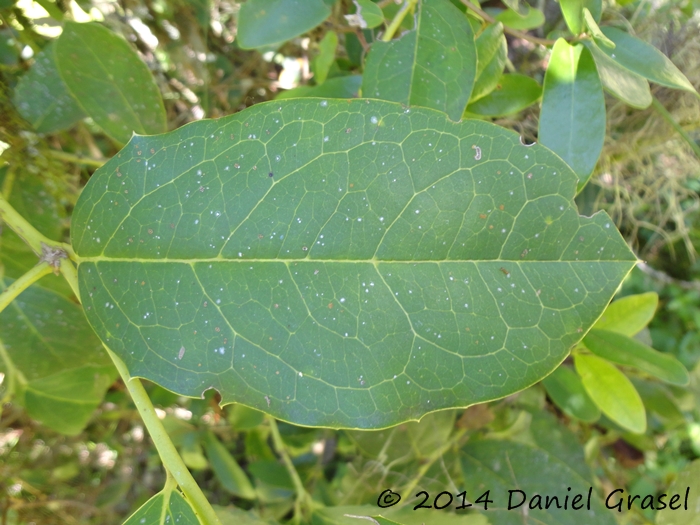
[
  {"xmin": 593, "ymin": 292, "xmax": 657, "ymax": 336},
  {"xmin": 72, "ymin": 98, "xmax": 636, "ymax": 429},
  {"xmin": 574, "ymin": 353, "xmax": 646, "ymax": 433},
  {"xmin": 560, "ymin": 0, "xmax": 602, "ymax": 34},
  {"xmin": 237, "ymin": 0, "xmax": 332, "ymax": 49},
  {"xmin": 584, "ymin": 329, "xmax": 689, "ymax": 386},
  {"xmin": 0, "ymin": 277, "xmax": 116, "ymax": 435},
  {"xmin": 495, "ymin": 6, "xmax": 545, "ymax": 30},
  {"xmin": 539, "ymin": 39, "xmax": 605, "ymax": 189},
  {"xmin": 55, "ymin": 21, "xmax": 167, "ymax": 144},
  {"xmin": 13, "ymin": 41, "xmax": 85, "ymax": 134},
  {"xmin": 350, "ymin": 0, "xmax": 384, "ymax": 29},
  {"xmin": 362, "ymin": 0, "xmax": 476, "ymax": 121}
]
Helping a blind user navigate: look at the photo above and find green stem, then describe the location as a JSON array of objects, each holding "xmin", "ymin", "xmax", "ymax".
[
  {"xmin": 0, "ymin": 339, "xmax": 18, "ymax": 405},
  {"xmin": 267, "ymin": 416, "xmax": 313, "ymax": 522},
  {"xmin": 46, "ymin": 150, "xmax": 106, "ymax": 168},
  {"xmin": 0, "ymin": 193, "xmax": 54, "ymax": 256},
  {"xmin": 651, "ymin": 97, "xmax": 700, "ymax": 159},
  {"xmin": 59, "ymin": 260, "xmax": 222, "ymax": 525},
  {"xmin": 382, "ymin": 0, "xmax": 418, "ymax": 42},
  {"xmin": 0, "ymin": 262, "xmax": 53, "ymax": 315}
]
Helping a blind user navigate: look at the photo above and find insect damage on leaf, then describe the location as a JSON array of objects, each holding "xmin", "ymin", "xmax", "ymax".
[{"xmin": 71, "ymin": 98, "xmax": 636, "ymax": 429}]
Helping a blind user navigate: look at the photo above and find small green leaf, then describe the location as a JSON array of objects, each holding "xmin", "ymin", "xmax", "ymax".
[
  {"xmin": 203, "ymin": 431, "xmax": 257, "ymax": 499},
  {"xmin": 123, "ymin": 489, "xmax": 199, "ymax": 525},
  {"xmin": 72, "ymin": 98, "xmax": 636, "ymax": 429},
  {"xmin": 277, "ymin": 75, "xmax": 362, "ymax": 100},
  {"xmin": 237, "ymin": 0, "xmax": 332, "ymax": 49},
  {"xmin": 0, "ymin": 278, "xmax": 116, "ymax": 435},
  {"xmin": 362, "ymin": 0, "xmax": 477, "ymax": 121},
  {"xmin": 471, "ymin": 22, "xmax": 507, "ymax": 102},
  {"xmin": 560, "ymin": 0, "xmax": 602, "ymax": 34},
  {"xmin": 594, "ymin": 292, "xmax": 657, "ymax": 336},
  {"xmin": 312, "ymin": 31, "xmax": 338, "ymax": 85},
  {"xmin": 542, "ymin": 365, "xmax": 601, "ymax": 422},
  {"xmin": 466, "ymin": 73, "xmax": 541, "ymax": 117},
  {"xmin": 13, "ymin": 41, "xmax": 85, "ymax": 134},
  {"xmin": 598, "ymin": 27, "xmax": 696, "ymax": 93},
  {"xmin": 584, "ymin": 40, "xmax": 651, "ymax": 109},
  {"xmin": 584, "ymin": 329, "xmax": 689, "ymax": 386},
  {"xmin": 633, "ymin": 378, "xmax": 684, "ymax": 425},
  {"xmin": 495, "ymin": 6, "xmax": 545, "ymax": 30},
  {"xmin": 228, "ymin": 404, "xmax": 266, "ymax": 430},
  {"xmin": 461, "ymin": 439, "xmax": 617, "ymax": 524},
  {"xmin": 574, "ymin": 353, "xmax": 646, "ymax": 433},
  {"xmin": 539, "ymin": 39, "xmax": 605, "ymax": 189},
  {"xmin": 502, "ymin": 0, "xmax": 530, "ymax": 16},
  {"xmin": 55, "ymin": 22, "xmax": 167, "ymax": 144},
  {"xmin": 350, "ymin": 0, "xmax": 384, "ymax": 29},
  {"xmin": 583, "ymin": 9, "xmax": 614, "ymax": 48}
]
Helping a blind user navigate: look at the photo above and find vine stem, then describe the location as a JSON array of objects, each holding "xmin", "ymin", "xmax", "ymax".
[
  {"xmin": 267, "ymin": 416, "xmax": 314, "ymax": 523},
  {"xmin": 60, "ymin": 260, "xmax": 223, "ymax": 525},
  {"xmin": 0, "ymin": 262, "xmax": 53, "ymax": 315},
  {"xmin": 651, "ymin": 96, "xmax": 700, "ymax": 159},
  {"xmin": 382, "ymin": 0, "xmax": 418, "ymax": 42},
  {"xmin": 46, "ymin": 150, "xmax": 106, "ymax": 168},
  {"xmin": 0, "ymin": 192, "xmax": 221, "ymax": 525}
]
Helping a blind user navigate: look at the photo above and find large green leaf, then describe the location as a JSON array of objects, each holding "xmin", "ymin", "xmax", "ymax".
[
  {"xmin": 461, "ymin": 439, "xmax": 616, "ymax": 524},
  {"xmin": 55, "ymin": 22, "xmax": 167, "ymax": 144},
  {"xmin": 584, "ymin": 40, "xmax": 651, "ymax": 109},
  {"xmin": 584, "ymin": 329, "xmax": 689, "ymax": 385},
  {"xmin": 237, "ymin": 0, "xmax": 332, "ymax": 49},
  {"xmin": 598, "ymin": 27, "xmax": 696, "ymax": 93},
  {"xmin": 71, "ymin": 98, "xmax": 636, "ymax": 429},
  {"xmin": 123, "ymin": 489, "xmax": 199, "ymax": 525},
  {"xmin": 539, "ymin": 39, "xmax": 605, "ymax": 189},
  {"xmin": 0, "ymin": 277, "xmax": 116, "ymax": 435},
  {"xmin": 362, "ymin": 0, "xmax": 476, "ymax": 121},
  {"xmin": 574, "ymin": 353, "xmax": 646, "ymax": 433},
  {"xmin": 13, "ymin": 41, "xmax": 85, "ymax": 134}
]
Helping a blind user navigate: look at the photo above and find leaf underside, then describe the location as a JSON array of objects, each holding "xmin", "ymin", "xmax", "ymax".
[{"xmin": 72, "ymin": 98, "xmax": 635, "ymax": 429}]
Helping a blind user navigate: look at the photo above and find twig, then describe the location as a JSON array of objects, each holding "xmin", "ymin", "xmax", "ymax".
[
  {"xmin": 382, "ymin": 0, "xmax": 418, "ymax": 42},
  {"xmin": 636, "ymin": 262, "xmax": 700, "ymax": 292},
  {"xmin": 0, "ymin": 262, "xmax": 53, "ymax": 316},
  {"xmin": 459, "ymin": 0, "xmax": 559, "ymax": 46},
  {"xmin": 46, "ymin": 149, "xmax": 105, "ymax": 168}
]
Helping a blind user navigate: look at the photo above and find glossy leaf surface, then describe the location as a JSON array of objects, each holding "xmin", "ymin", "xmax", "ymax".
[
  {"xmin": 72, "ymin": 98, "xmax": 635, "ymax": 429},
  {"xmin": 13, "ymin": 41, "xmax": 85, "ymax": 134},
  {"xmin": 55, "ymin": 22, "xmax": 167, "ymax": 144},
  {"xmin": 0, "ymin": 277, "xmax": 116, "ymax": 435},
  {"xmin": 237, "ymin": 0, "xmax": 332, "ymax": 49},
  {"xmin": 584, "ymin": 329, "xmax": 689, "ymax": 385},
  {"xmin": 539, "ymin": 40, "xmax": 605, "ymax": 189},
  {"xmin": 575, "ymin": 353, "xmax": 646, "ymax": 433},
  {"xmin": 123, "ymin": 489, "xmax": 199, "ymax": 525},
  {"xmin": 362, "ymin": 0, "xmax": 476, "ymax": 121}
]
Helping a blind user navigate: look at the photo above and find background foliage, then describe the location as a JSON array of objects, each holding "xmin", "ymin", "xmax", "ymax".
[{"xmin": 0, "ymin": 0, "xmax": 699, "ymax": 524}]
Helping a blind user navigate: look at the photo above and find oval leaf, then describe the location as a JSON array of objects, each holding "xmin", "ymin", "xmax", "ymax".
[
  {"xmin": 237, "ymin": 0, "xmax": 332, "ymax": 49},
  {"xmin": 203, "ymin": 431, "xmax": 256, "ymax": 499},
  {"xmin": 584, "ymin": 329, "xmax": 689, "ymax": 385},
  {"xmin": 495, "ymin": 6, "xmax": 545, "ymax": 30},
  {"xmin": 351, "ymin": 0, "xmax": 384, "ymax": 29},
  {"xmin": 471, "ymin": 22, "xmax": 507, "ymax": 102},
  {"xmin": 13, "ymin": 41, "xmax": 85, "ymax": 134},
  {"xmin": 123, "ymin": 489, "xmax": 200, "ymax": 525},
  {"xmin": 574, "ymin": 353, "xmax": 646, "ymax": 433},
  {"xmin": 593, "ymin": 291, "xmax": 658, "ymax": 336},
  {"xmin": 560, "ymin": 0, "xmax": 602, "ymax": 34},
  {"xmin": 55, "ymin": 21, "xmax": 167, "ymax": 144},
  {"xmin": 539, "ymin": 39, "xmax": 605, "ymax": 189},
  {"xmin": 362, "ymin": 0, "xmax": 477, "ymax": 121},
  {"xmin": 599, "ymin": 27, "xmax": 696, "ymax": 93},
  {"xmin": 584, "ymin": 40, "xmax": 651, "ymax": 109},
  {"xmin": 312, "ymin": 31, "xmax": 338, "ymax": 85},
  {"xmin": 71, "ymin": 98, "xmax": 636, "ymax": 429},
  {"xmin": 542, "ymin": 365, "xmax": 601, "ymax": 422},
  {"xmin": 466, "ymin": 73, "xmax": 541, "ymax": 117}
]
